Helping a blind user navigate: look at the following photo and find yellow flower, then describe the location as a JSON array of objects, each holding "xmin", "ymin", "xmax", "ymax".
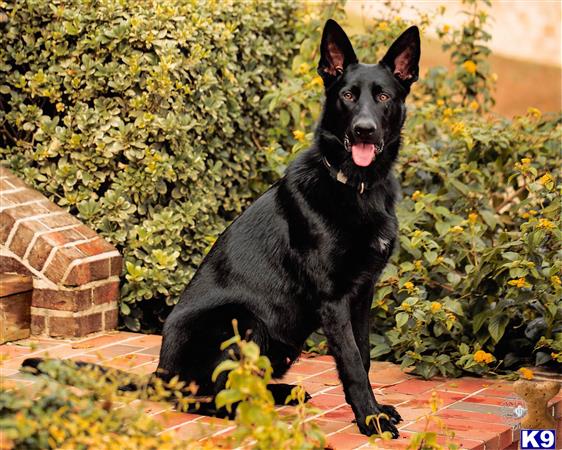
[
  {"xmin": 378, "ymin": 21, "xmax": 389, "ymax": 31},
  {"xmin": 442, "ymin": 24, "xmax": 450, "ymax": 33},
  {"xmin": 508, "ymin": 277, "xmax": 531, "ymax": 289},
  {"xmin": 538, "ymin": 173, "xmax": 553, "ymax": 186},
  {"xmin": 447, "ymin": 312, "xmax": 457, "ymax": 322},
  {"xmin": 528, "ymin": 209, "xmax": 538, "ymax": 216},
  {"xmin": 414, "ymin": 260, "xmax": 423, "ymax": 270},
  {"xmin": 551, "ymin": 275, "xmax": 561, "ymax": 286},
  {"xmin": 411, "ymin": 190, "xmax": 423, "ymax": 201},
  {"xmin": 463, "ymin": 60, "xmax": 477, "ymax": 75},
  {"xmin": 297, "ymin": 62, "xmax": 310, "ymax": 75},
  {"xmin": 293, "ymin": 130, "xmax": 305, "ymax": 142},
  {"xmin": 431, "ymin": 302, "xmax": 442, "ymax": 313},
  {"xmin": 403, "ymin": 281, "xmax": 415, "ymax": 292},
  {"xmin": 56, "ymin": 102, "xmax": 65, "ymax": 112},
  {"xmin": 450, "ymin": 225, "xmax": 464, "ymax": 233},
  {"xmin": 469, "ymin": 100, "xmax": 479, "ymax": 111},
  {"xmin": 491, "ymin": 72, "xmax": 498, "ymax": 82},
  {"xmin": 443, "ymin": 107, "xmax": 453, "ymax": 118},
  {"xmin": 518, "ymin": 368, "xmax": 534, "ymax": 380},
  {"xmin": 521, "ymin": 157, "xmax": 532, "ymax": 165},
  {"xmin": 537, "ymin": 218, "xmax": 555, "ymax": 230},
  {"xmin": 468, "ymin": 213, "xmax": 478, "ymax": 224},
  {"xmin": 451, "ymin": 121, "xmax": 466, "ymax": 136},
  {"xmin": 309, "ymin": 76, "xmax": 323, "ymax": 87},
  {"xmin": 401, "ymin": 301, "xmax": 411, "ymax": 311},
  {"xmin": 436, "ymin": 99, "xmax": 445, "ymax": 107},
  {"xmin": 376, "ymin": 299, "xmax": 389, "ymax": 312},
  {"xmin": 474, "ymin": 350, "xmax": 494, "ymax": 364},
  {"xmin": 413, "ymin": 230, "xmax": 423, "ymax": 237},
  {"xmin": 527, "ymin": 107, "xmax": 541, "ymax": 118}
]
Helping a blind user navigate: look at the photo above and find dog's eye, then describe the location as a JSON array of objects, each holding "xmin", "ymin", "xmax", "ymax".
[
  {"xmin": 376, "ymin": 93, "xmax": 390, "ymax": 102},
  {"xmin": 342, "ymin": 91, "xmax": 355, "ymax": 102}
]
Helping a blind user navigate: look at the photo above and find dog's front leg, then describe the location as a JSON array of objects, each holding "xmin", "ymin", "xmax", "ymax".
[
  {"xmin": 351, "ymin": 294, "xmax": 372, "ymax": 375},
  {"xmin": 320, "ymin": 300, "xmax": 401, "ymax": 437}
]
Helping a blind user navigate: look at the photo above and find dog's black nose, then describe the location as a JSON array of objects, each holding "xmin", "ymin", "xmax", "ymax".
[{"xmin": 352, "ymin": 122, "xmax": 376, "ymax": 140}]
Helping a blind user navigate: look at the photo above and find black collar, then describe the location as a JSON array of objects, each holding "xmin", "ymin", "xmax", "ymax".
[{"xmin": 322, "ymin": 157, "xmax": 370, "ymax": 194}]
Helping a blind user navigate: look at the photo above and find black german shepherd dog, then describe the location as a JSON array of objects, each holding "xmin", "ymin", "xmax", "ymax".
[
  {"xmin": 24, "ymin": 20, "xmax": 420, "ymax": 438},
  {"xmin": 156, "ymin": 20, "xmax": 420, "ymax": 437}
]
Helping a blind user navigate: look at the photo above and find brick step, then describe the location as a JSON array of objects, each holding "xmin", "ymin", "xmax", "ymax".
[
  {"xmin": 1, "ymin": 167, "xmax": 121, "ymax": 338},
  {"xmin": 0, "ymin": 273, "xmax": 32, "ymax": 343}
]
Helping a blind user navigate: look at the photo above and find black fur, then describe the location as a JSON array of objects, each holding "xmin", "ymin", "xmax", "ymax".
[{"xmin": 157, "ymin": 20, "xmax": 420, "ymax": 437}]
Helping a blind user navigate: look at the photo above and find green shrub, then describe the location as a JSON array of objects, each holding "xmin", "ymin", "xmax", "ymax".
[
  {"xmin": 0, "ymin": 0, "xmax": 299, "ymax": 330},
  {"xmin": 376, "ymin": 107, "xmax": 561, "ymax": 378},
  {"xmin": 0, "ymin": 360, "xmax": 198, "ymax": 449}
]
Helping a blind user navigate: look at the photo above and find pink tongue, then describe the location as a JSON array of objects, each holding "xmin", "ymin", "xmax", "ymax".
[{"xmin": 351, "ymin": 143, "xmax": 376, "ymax": 167}]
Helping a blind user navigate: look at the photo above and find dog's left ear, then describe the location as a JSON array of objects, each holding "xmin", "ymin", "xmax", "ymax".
[
  {"xmin": 318, "ymin": 19, "xmax": 358, "ymax": 86},
  {"xmin": 381, "ymin": 26, "xmax": 420, "ymax": 88}
]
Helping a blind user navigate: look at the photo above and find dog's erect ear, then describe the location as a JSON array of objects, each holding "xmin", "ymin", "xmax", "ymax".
[
  {"xmin": 381, "ymin": 26, "xmax": 420, "ymax": 87},
  {"xmin": 318, "ymin": 19, "xmax": 358, "ymax": 85}
]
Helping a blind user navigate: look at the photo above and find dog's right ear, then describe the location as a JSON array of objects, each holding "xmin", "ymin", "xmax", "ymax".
[{"xmin": 318, "ymin": 19, "xmax": 358, "ymax": 86}]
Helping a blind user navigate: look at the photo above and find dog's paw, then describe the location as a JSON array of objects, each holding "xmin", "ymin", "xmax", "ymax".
[
  {"xmin": 378, "ymin": 403, "xmax": 402, "ymax": 425},
  {"xmin": 356, "ymin": 405, "xmax": 402, "ymax": 438}
]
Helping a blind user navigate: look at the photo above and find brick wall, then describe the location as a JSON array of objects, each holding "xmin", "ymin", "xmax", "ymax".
[{"xmin": 0, "ymin": 167, "xmax": 122, "ymax": 337}]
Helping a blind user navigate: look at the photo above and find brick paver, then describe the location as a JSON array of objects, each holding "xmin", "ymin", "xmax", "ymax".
[{"xmin": 1, "ymin": 332, "xmax": 561, "ymax": 450}]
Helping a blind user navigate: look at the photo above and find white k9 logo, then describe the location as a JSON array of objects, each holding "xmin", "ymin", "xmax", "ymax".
[{"xmin": 520, "ymin": 429, "xmax": 556, "ymax": 449}]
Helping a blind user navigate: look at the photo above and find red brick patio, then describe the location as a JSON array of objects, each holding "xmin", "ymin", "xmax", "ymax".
[{"xmin": 1, "ymin": 332, "xmax": 561, "ymax": 450}]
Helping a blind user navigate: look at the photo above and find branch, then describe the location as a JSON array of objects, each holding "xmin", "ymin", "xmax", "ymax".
[{"xmin": 495, "ymin": 184, "xmax": 527, "ymax": 214}]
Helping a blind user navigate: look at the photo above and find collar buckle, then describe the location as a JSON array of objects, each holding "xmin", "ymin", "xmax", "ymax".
[{"xmin": 323, "ymin": 157, "xmax": 368, "ymax": 195}]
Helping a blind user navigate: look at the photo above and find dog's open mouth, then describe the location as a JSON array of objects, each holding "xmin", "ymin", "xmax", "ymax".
[{"xmin": 344, "ymin": 135, "xmax": 383, "ymax": 167}]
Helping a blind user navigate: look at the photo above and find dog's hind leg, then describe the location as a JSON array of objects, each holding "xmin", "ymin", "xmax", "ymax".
[{"xmin": 159, "ymin": 303, "xmax": 275, "ymax": 416}]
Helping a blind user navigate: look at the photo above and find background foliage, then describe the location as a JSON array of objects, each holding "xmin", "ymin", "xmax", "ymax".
[
  {"xmin": 0, "ymin": 0, "xmax": 299, "ymax": 331},
  {"xmin": 1, "ymin": 0, "xmax": 560, "ymax": 378}
]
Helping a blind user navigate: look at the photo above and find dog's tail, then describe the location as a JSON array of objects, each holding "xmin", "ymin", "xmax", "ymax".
[{"xmin": 21, "ymin": 357, "xmax": 141, "ymax": 391}]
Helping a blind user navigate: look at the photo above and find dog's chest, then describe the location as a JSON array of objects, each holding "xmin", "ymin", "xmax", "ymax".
[
  {"xmin": 342, "ymin": 224, "xmax": 395, "ymax": 260},
  {"xmin": 315, "ymin": 216, "xmax": 397, "ymax": 281}
]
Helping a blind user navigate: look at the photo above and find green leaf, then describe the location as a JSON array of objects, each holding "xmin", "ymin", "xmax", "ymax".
[
  {"xmin": 370, "ymin": 343, "xmax": 391, "ymax": 358},
  {"xmin": 212, "ymin": 360, "xmax": 239, "ymax": 381},
  {"xmin": 279, "ymin": 109, "xmax": 290, "ymax": 127},
  {"xmin": 435, "ymin": 221, "xmax": 449, "ymax": 236},
  {"xmin": 215, "ymin": 389, "xmax": 242, "ymax": 411},
  {"xmin": 123, "ymin": 316, "xmax": 140, "ymax": 332},
  {"xmin": 424, "ymin": 251, "xmax": 437, "ymax": 264},
  {"xmin": 473, "ymin": 311, "xmax": 490, "ymax": 334},
  {"xmin": 488, "ymin": 315, "xmax": 509, "ymax": 343},
  {"xmin": 480, "ymin": 210, "xmax": 498, "ymax": 229},
  {"xmin": 447, "ymin": 272, "xmax": 462, "ymax": 286},
  {"xmin": 396, "ymin": 312, "xmax": 409, "ymax": 328}
]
